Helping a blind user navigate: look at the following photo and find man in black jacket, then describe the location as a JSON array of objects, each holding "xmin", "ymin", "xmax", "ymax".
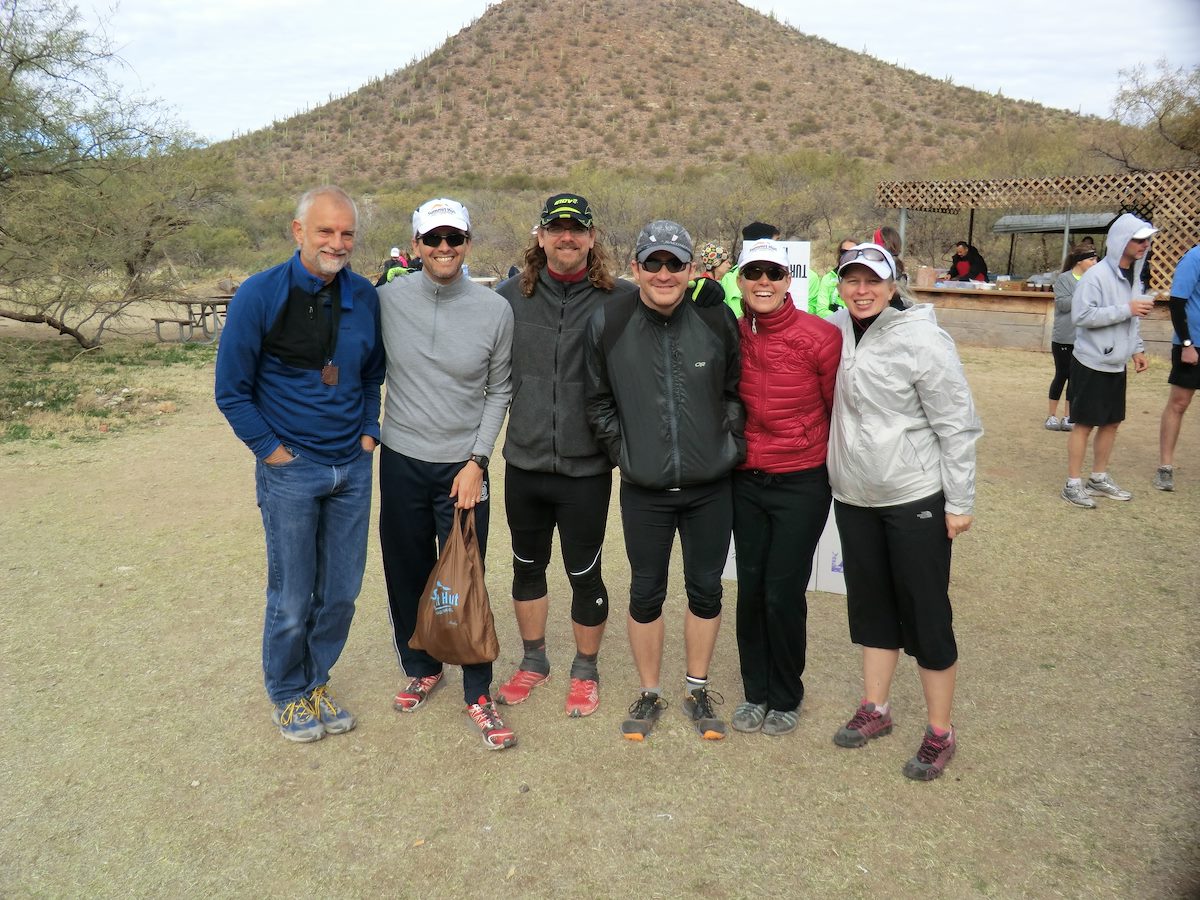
[
  {"xmin": 584, "ymin": 219, "xmax": 745, "ymax": 742},
  {"xmin": 493, "ymin": 193, "xmax": 637, "ymax": 718}
]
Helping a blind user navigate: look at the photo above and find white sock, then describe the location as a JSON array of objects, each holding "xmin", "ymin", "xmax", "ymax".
[
  {"xmin": 1091, "ymin": 472, "xmax": 1106, "ymax": 481},
  {"xmin": 1067, "ymin": 477, "xmax": 1082, "ymax": 488}
]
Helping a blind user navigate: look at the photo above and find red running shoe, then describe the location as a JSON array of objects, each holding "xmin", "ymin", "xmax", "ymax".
[
  {"xmin": 393, "ymin": 672, "xmax": 443, "ymax": 713},
  {"xmin": 495, "ymin": 669, "xmax": 549, "ymax": 705},
  {"xmin": 466, "ymin": 697, "xmax": 517, "ymax": 751},
  {"xmin": 565, "ymin": 678, "xmax": 600, "ymax": 717}
]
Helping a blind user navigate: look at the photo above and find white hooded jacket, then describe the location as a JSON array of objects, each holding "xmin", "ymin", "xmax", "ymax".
[
  {"xmin": 1071, "ymin": 212, "xmax": 1152, "ymax": 373},
  {"xmin": 827, "ymin": 301, "xmax": 982, "ymax": 515}
]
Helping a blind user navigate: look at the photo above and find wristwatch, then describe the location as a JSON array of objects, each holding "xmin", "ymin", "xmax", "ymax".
[
  {"xmin": 1183, "ymin": 339, "xmax": 1194, "ymax": 348},
  {"xmin": 469, "ymin": 454, "xmax": 489, "ymax": 470}
]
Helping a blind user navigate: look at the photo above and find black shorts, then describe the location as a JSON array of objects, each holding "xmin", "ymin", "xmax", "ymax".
[
  {"xmin": 1067, "ymin": 358, "xmax": 1126, "ymax": 426},
  {"xmin": 833, "ymin": 493, "xmax": 957, "ymax": 671},
  {"xmin": 1168, "ymin": 345, "xmax": 1200, "ymax": 390}
]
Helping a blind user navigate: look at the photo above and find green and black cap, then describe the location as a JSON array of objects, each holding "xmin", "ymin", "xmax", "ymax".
[{"xmin": 539, "ymin": 193, "xmax": 594, "ymax": 228}]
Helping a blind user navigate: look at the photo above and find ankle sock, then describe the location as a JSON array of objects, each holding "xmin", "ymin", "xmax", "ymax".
[
  {"xmin": 1090, "ymin": 472, "xmax": 1106, "ymax": 481},
  {"xmin": 569, "ymin": 651, "xmax": 599, "ymax": 682},
  {"xmin": 520, "ymin": 638, "xmax": 550, "ymax": 676},
  {"xmin": 685, "ymin": 673, "xmax": 709, "ymax": 694},
  {"xmin": 1067, "ymin": 477, "xmax": 1082, "ymax": 488}
]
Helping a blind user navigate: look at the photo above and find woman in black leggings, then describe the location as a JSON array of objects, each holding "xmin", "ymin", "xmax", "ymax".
[{"xmin": 1047, "ymin": 244, "xmax": 1099, "ymax": 431}]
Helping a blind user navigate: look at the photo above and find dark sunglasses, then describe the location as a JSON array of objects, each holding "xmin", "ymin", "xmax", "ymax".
[
  {"xmin": 839, "ymin": 246, "xmax": 894, "ymax": 274},
  {"xmin": 741, "ymin": 264, "xmax": 789, "ymax": 282},
  {"xmin": 419, "ymin": 231, "xmax": 469, "ymax": 248},
  {"xmin": 640, "ymin": 257, "xmax": 688, "ymax": 273},
  {"xmin": 543, "ymin": 220, "xmax": 590, "ymax": 233}
]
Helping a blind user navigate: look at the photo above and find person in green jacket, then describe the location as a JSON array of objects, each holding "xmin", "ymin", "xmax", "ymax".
[
  {"xmin": 808, "ymin": 236, "xmax": 857, "ymax": 319},
  {"xmin": 722, "ymin": 221, "xmax": 780, "ymax": 318}
]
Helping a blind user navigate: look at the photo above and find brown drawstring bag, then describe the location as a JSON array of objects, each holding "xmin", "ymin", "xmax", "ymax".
[{"xmin": 409, "ymin": 508, "xmax": 499, "ymax": 665}]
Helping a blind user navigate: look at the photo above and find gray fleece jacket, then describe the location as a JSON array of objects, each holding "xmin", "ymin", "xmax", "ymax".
[
  {"xmin": 378, "ymin": 271, "xmax": 514, "ymax": 462},
  {"xmin": 1071, "ymin": 213, "xmax": 1152, "ymax": 373}
]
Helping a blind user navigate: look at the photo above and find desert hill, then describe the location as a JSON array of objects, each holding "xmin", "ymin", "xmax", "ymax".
[{"xmin": 220, "ymin": 0, "xmax": 1105, "ymax": 191}]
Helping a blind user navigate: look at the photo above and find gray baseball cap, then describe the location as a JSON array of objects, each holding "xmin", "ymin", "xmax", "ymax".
[{"xmin": 635, "ymin": 220, "xmax": 694, "ymax": 264}]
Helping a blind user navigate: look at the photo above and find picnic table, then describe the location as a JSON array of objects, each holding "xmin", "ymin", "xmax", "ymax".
[{"xmin": 152, "ymin": 296, "xmax": 232, "ymax": 343}]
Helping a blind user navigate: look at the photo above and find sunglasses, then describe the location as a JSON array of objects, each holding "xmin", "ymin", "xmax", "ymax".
[
  {"xmin": 543, "ymin": 220, "xmax": 590, "ymax": 233},
  {"xmin": 419, "ymin": 231, "xmax": 469, "ymax": 248},
  {"xmin": 640, "ymin": 257, "xmax": 688, "ymax": 273},
  {"xmin": 741, "ymin": 264, "xmax": 789, "ymax": 282},
  {"xmin": 839, "ymin": 246, "xmax": 894, "ymax": 274}
]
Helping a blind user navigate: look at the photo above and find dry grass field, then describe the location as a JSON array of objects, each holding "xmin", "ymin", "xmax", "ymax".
[{"xmin": 2, "ymin": 339, "xmax": 1197, "ymax": 898}]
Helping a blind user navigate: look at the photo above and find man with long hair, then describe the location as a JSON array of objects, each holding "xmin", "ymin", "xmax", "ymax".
[{"xmin": 493, "ymin": 194, "xmax": 637, "ymax": 718}]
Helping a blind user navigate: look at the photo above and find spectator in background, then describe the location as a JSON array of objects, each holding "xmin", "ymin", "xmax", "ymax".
[
  {"xmin": 947, "ymin": 242, "xmax": 988, "ymax": 282},
  {"xmin": 808, "ymin": 236, "xmax": 856, "ymax": 319},
  {"xmin": 730, "ymin": 239, "xmax": 840, "ymax": 737},
  {"xmin": 721, "ymin": 221, "xmax": 781, "ymax": 318},
  {"xmin": 827, "ymin": 242, "xmax": 982, "ymax": 782},
  {"xmin": 874, "ymin": 226, "xmax": 908, "ymax": 285},
  {"xmin": 1060, "ymin": 214, "xmax": 1156, "ymax": 509},
  {"xmin": 215, "ymin": 185, "xmax": 385, "ymax": 743},
  {"xmin": 1155, "ymin": 242, "xmax": 1200, "ymax": 492},
  {"xmin": 1046, "ymin": 244, "xmax": 1098, "ymax": 431},
  {"xmin": 697, "ymin": 242, "xmax": 733, "ymax": 282}
]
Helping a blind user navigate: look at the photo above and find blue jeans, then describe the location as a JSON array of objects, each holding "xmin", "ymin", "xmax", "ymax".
[{"xmin": 255, "ymin": 448, "xmax": 373, "ymax": 704}]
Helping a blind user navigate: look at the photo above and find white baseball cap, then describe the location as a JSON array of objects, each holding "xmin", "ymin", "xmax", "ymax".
[
  {"xmin": 412, "ymin": 198, "xmax": 470, "ymax": 237},
  {"xmin": 737, "ymin": 239, "xmax": 789, "ymax": 271},
  {"xmin": 1130, "ymin": 224, "xmax": 1159, "ymax": 240}
]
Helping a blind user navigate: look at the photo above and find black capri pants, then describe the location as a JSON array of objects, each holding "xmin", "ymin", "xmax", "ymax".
[
  {"xmin": 1048, "ymin": 341, "xmax": 1073, "ymax": 402},
  {"xmin": 620, "ymin": 477, "xmax": 732, "ymax": 624},
  {"xmin": 833, "ymin": 492, "xmax": 957, "ymax": 671},
  {"xmin": 504, "ymin": 464, "xmax": 612, "ymax": 626}
]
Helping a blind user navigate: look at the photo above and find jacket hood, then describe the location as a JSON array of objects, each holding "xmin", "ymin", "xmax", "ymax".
[{"xmin": 1103, "ymin": 213, "xmax": 1154, "ymax": 285}]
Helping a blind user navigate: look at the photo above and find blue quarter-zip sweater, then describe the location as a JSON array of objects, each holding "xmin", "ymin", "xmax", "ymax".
[{"xmin": 215, "ymin": 252, "xmax": 385, "ymax": 465}]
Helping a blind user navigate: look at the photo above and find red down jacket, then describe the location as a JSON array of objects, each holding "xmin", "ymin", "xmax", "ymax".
[{"xmin": 737, "ymin": 297, "xmax": 841, "ymax": 473}]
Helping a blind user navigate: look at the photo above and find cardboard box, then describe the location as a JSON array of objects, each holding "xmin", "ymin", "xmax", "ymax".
[{"xmin": 997, "ymin": 280, "xmax": 1028, "ymax": 292}]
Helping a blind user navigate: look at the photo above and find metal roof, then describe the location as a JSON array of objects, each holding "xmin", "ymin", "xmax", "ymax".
[{"xmin": 991, "ymin": 213, "xmax": 1118, "ymax": 235}]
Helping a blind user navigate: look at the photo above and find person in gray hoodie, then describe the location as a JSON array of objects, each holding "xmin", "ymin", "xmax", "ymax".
[
  {"xmin": 1060, "ymin": 213, "xmax": 1157, "ymax": 508},
  {"xmin": 377, "ymin": 198, "xmax": 517, "ymax": 750}
]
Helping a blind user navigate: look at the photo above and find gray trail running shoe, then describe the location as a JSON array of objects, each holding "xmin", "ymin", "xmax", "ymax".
[
  {"xmin": 1086, "ymin": 474, "xmax": 1133, "ymax": 501},
  {"xmin": 1153, "ymin": 466, "xmax": 1175, "ymax": 492},
  {"xmin": 1044, "ymin": 416, "xmax": 1060, "ymax": 431},
  {"xmin": 683, "ymin": 686, "xmax": 726, "ymax": 740},
  {"xmin": 1059, "ymin": 417, "xmax": 1074, "ymax": 431},
  {"xmin": 731, "ymin": 701, "xmax": 767, "ymax": 733},
  {"xmin": 762, "ymin": 707, "xmax": 800, "ymax": 736},
  {"xmin": 1061, "ymin": 481, "xmax": 1096, "ymax": 508},
  {"xmin": 621, "ymin": 691, "xmax": 667, "ymax": 742}
]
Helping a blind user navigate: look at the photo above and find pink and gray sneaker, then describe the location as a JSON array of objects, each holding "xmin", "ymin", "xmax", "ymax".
[
  {"xmin": 833, "ymin": 701, "xmax": 894, "ymax": 748},
  {"xmin": 902, "ymin": 726, "xmax": 956, "ymax": 781}
]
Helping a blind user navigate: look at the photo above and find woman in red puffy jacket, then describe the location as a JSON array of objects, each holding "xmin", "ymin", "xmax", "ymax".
[{"xmin": 729, "ymin": 238, "xmax": 841, "ymax": 737}]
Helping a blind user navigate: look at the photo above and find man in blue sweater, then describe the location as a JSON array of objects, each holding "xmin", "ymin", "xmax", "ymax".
[{"xmin": 215, "ymin": 185, "xmax": 385, "ymax": 742}]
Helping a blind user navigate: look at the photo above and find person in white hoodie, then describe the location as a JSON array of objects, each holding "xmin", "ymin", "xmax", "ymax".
[
  {"xmin": 1060, "ymin": 213, "xmax": 1157, "ymax": 508},
  {"xmin": 826, "ymin": 243, "xmax": 982, "ymax": 782}
]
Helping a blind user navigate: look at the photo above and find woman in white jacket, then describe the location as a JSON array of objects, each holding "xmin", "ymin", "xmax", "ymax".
[{"xmin": 826, "ymin": 243, "xmax": 982, "ymax": 782}]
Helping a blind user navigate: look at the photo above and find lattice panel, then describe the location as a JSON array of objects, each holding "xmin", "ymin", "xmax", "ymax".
[{"xmin": 877, "ymin": 169, "xmax": 1200, "ymax": 293}]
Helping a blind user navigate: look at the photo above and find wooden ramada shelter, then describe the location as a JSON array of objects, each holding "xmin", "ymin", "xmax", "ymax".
[{"xmin": 877, "ymin": 168, "xmax": 1200, "ymax": 293}]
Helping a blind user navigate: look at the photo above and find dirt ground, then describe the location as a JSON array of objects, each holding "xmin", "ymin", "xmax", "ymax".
[{"xmin": 2, "ymin": 340, "xmax": 1197, "ymax": 898}]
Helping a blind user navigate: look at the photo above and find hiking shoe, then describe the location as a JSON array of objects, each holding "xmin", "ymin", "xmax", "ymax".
[
  {"xmin": 1059, "ymin": 417, "xmax": 1074, "ymax": 431},
  {"xmin": 565, "ymin": 677, "xmax": 600, "ymax": 717},
  {"xmin": 621, "ymin": 691, "xmax": 667, "ymax": 741},
  {"xmin": 495, "ymin": 669, "xmax": 549, "ymax": 705},
  {"xmin": 833, "ymin": 702, "xmax": 894, "ymax": 748},
  {"xmin": 1043, "ymin": 416, "xmax": 1059, "ymax": 431},
  {"xmin": 465, "ymin": 697, "xmax": 517, "ymax": 751},
  {"xmin": 309, "ymin": 685, "xmax": 355, "ymax": 735},
  {"xmin": 393, "ymin": 672, "xmax": 443, "ymax": 712},
  {"xmin": 762, "ymin": 707, "xmax": 800, "ymax": 736},
  {"xmin": 1154, "ymin": 466, "xmax": 1175, "ymax": 491},
  {"xmin": 1086, "ymin": 474, "xmax": 1133, "ymax": 501},
  {"xmin": 682, "ymin": 686, "xmax": 726, "ymax": 740},
  {"xmin": 731, "ymin": 701, "xmax": 767, "ymax": 733},
  {"xmin": 272, "ymin": 696, "xmax": 324, "ymax": 743},
  {"xmin": 1061, "ymin": 481, "xmax": 1096, "ymax": 509},
  {"xmin": 902, "ymin": 726, "xmax": 957, "ymax": 781}
]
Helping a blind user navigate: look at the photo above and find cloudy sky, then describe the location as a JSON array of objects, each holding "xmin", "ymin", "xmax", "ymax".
[{"xmin": 84, "ymin": 0, "xmax": 1200, "ymax": 143}]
